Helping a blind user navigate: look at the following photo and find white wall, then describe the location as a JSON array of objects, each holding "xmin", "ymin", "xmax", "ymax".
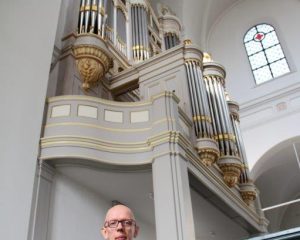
[
  {"xmin": 0, "ymin": 1, "xmax": 61, "ymax": 240},
  {"xmin": 47, "ymin": 172, "xmax": 155, "ymax": 240},
  {"xmin": 191, "ymin": 188, "xmax": 249, "ymax": 240},
  {"xmin": 207, "ymin": 0, "xmax": 300, "ymax": 169}
]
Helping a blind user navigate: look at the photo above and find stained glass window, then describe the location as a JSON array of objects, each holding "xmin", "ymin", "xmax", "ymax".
[{"xmin": 244, "ymin": 24, "xmax": 290, "ymax": 84}]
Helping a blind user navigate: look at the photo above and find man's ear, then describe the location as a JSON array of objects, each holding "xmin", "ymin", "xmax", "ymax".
[
  {"xmin": 101, "ymin": 227, "xmax": 108, "ymax": 239},
  {"xmin": 134, "ymin": 225, "xmax": 139, "ymax": 238}
]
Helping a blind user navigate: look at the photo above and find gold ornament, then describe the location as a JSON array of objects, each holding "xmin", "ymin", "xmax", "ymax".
[
  {"xmin": 218, "ymin": 156, "xmax": 242, "ymax": 187},
  {"xmin": 73, "ymin": 35, "xmax": 112, "ymax": 91}
]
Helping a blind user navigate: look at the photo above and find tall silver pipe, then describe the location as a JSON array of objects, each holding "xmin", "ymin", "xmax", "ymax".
[
  {"xmin": 89, "ymin": 0, "xmax": 97, "ymax": 33},
  {"xmin": 97, "ymin": 0, "xmax": 103, "ymax": 35},
  {"xmin": 205, "ymin": 78, "xmax": 218, "ymax": 138},
  {"xmin": 185, "ymin": 62, "xmax": 200, "ymax": 136},
  {"xmin": 134, "ymin": 6, "xmax": 139, "ymax": 60},
  {"xmin": 217, "ymin": 82, "xmax": 238, "ymax": 156},
  {"xmin": 189, "ymin": 62, "xmax": 203, "ymax": 136},
  {"xmin": 141, "ymin": 6, "xmax": 147, "ymax": 60},
  {"xmin": 194, "ymin": 62, "xmax": 212, "ymax": 137},
  {"xmin": 84, "ymin": 0, "xmax": 91, "ymax": 33},
  {"xmin": 143, "ymin": 8, "xmax": 149, "ymax": 59},
  {"xmin": 131, "ymin": 7, "xmax": 136, "ymax": 60},
  {"xmin": 196, "ymin": 66, "xmax": 213, "ymax": 138},
  {"xmin": 136, "ymin": 6, "xmax": 140, "ymax": 60},
  {"xmin": 188, "ymin": 62, "xmax": 201, "ymax": 135},
  {"xmin": 191, "ymin": 61, "xmax": 206, "ymax": 136},
  {"xmin": 213, "ymin": 78, "xmax": 229, "ymax": 154},
  {"xmin": 79, "ymin": 0, "xmax": 86, "ymax": 34},
  {"xmin": 206, "ymin": 77, "xmax": 225, "ymax": 154}
]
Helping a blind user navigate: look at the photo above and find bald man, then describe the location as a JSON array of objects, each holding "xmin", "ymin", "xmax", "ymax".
[{"xmin": 101, "ymin": 205, "xmax": 139, "ymax": 240}]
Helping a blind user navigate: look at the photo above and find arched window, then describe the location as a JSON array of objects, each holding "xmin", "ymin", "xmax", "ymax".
[{"xmin": 244, "ymin": 23, "xmax": 290, "ymax": 85}]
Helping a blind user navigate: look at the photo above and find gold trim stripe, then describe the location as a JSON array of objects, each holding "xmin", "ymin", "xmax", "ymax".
[
  {"xmin": 45, "ymin": 122, "xmax": 151, "ymax": 132},
  {"xmin": 192, "ymin": 115, "xmax": 212, "ymax": 123},
  {"xmin": 214, "ymin": 133, "xmax": 236, "ymax": 141}
]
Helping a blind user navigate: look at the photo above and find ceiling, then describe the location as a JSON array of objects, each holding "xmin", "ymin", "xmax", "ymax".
[
  {"xmin": 151, "ymin": 0, "xmax": 241, "ymax": 48},
  {"xmin": 252, "ymin": 138, "xmax": 300, "ymax": 231}
]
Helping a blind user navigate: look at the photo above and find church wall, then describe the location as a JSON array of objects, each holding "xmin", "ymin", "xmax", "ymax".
[
  {"xmin": 47, "ymin": 171, "xmax": 155, "ymax": 240},
  {"xmin": 206, "ymin": 0, "xmax": 300, "ymax": 169},
  {"xmin": 191, "ymin": 188, "xmax": 249, "ymax": 240},
  {"xmin": 0, "ymin": 1, "xmax": 62, "ymax": 240}
]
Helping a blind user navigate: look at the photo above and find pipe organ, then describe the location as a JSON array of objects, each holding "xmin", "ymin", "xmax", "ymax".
[
  {"xmin": 78, "ymin": 0, "xmax": 107, "ymax": 37},
  {"xmin": 68, "ymin": 0, "xmax": 259, "ymax": 206},
  {"xmin": 131, "ymin": 3, "xmax": 149, "ymax": 61},
  {"xmin": 227, "ymin": 94, "xmax": 257, "ymax": 205}
]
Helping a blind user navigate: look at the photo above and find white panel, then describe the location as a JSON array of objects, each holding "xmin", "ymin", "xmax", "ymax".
[
  {"xmin": 104, "ymin": 110, "xmax": 123, "ymax": 123},
  {"xmin": 51, "ymin": 105, "xmax": 71, "ymax": 118},
  {"xmin": 148, "ymin": 83, "xmax": 161, "ymax": 98},
  {"xmin": 179, "ymin": 118, "xmax": 190, "ymax": 137},
  {"xmin": 131, "ymin": 110, "xmax": 149, "ymax": 123},
  {"xmin": 78, "ymin": 105, "xmax": 98, "ymax": 119}
]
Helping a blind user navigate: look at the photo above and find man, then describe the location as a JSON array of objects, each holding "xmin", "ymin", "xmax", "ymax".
[{"xmin": 101, "ymin": 204, "xmax": 139, "ymax": 240}]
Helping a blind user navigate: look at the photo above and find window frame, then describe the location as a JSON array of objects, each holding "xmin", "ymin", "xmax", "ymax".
[{"xmin": 243, "ymin": 23, "xmax": 290, "ymax": 85}]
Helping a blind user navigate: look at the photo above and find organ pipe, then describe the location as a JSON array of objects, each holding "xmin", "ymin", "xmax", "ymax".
[
  {"xmin": 131, "ymin": 4, "xmax": 149, "ymax": 61},
  {"xmin": 226, "ymin": 94, "xmax": 257, "ymax": 204},
  {"xmin": 203, "ymin": 61, "xmax": 242, "ymax": 187},
  {"xmin": 185, "ymin": 58, "xmax": 219, "ymax": 166},
  {"xmin": 77, "ymin": 0, "xmax": 107, "ymax": 37}
]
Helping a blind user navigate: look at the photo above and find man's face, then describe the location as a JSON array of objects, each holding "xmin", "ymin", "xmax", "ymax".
[{"xmin": 101, "ymin": 205, "xmax": 139, "ymax": 240}]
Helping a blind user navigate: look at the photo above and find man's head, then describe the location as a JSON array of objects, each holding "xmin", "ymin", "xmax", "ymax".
[{"xmin": 101, "ymin": 204, "xmax": 139, "ymax": 240}]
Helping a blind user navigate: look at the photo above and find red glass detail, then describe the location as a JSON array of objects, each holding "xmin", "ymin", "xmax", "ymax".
[{"xmin": 254, "ymin": 32, "xmax": 265, "ymax": 41}]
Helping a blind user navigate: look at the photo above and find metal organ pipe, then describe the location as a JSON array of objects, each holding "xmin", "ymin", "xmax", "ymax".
[
  {"xmin": 206, "ymin": 76, "xmax": 224, "ymax": 154},
  {"xmin": 185, "ymin": 62, "xmax": 199, "ymax": 136},
  {"xmin": 189, "ymin": 61, "xmax": 203, "ymax": 136},
  {"xmin": 77, "ymin": 0, "xmax": 108, "ymax": 37},
  {"xmin": 185, "ymin": 60, "xmax": 214, "ymax": 139},
  {"xmin": 131, "ymin": 4, "xmax": 149, "ymax": 61},
  {"xmin": 131, "ymin": 6, "xmax": 136, "ymax": 60},
  {"xmin": 143, "ymin": 8, "xmax": 149, "ymax": 59},
  {"xmin": 84, "ymin": 0, "xmax": 91, "ymax": 33},
  {"xmin": 191, "ymin": 61, "xmax": 206, "ymax": 137},
  {"xmin": 90, "ymin": 0, "xmax": 97, "ymax": 33},
  {"xmin": 203, "ymin": 64, "xmax": 239, "ymax": 157},
  {"xmin": 79, "ymin": 0, "xmax": 86, "ymax": 34}
]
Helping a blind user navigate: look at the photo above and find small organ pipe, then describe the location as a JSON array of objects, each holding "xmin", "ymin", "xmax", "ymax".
[
  {"xmin": 84, "ymin": 0, "xmax": 91, "ymax": 33},
  {"xmin": 79, "ymin": 0, "xmax": 86, "ymax": 34},
  {"xmin": 131, "ymin": 7, "xmax": 136, "ymax": 60},
  {"xmin": 90, "ymin": 0, "xmax": 97, "ymax": 33},
  {"xmin": 141, "ymin": 6, "xmax": 147, "ymax": 60}
]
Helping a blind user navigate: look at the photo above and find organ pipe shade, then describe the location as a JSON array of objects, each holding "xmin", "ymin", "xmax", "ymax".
[
  {"xmin": 117, "ymin": 8, "xmax": 126, "ymax": 43},
  {"xmin": 131, "ymin": 4, "xmax": 149, "ymax": 61}
]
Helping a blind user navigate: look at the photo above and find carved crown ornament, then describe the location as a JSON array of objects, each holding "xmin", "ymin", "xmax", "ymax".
[
  {"xmin": 73, "ymin": 34, "xmax": 113, "ymax": 91},
  {"xmin": 196, "ymin": 138, "xmax": 220, "ymax": 166},
  {"xmin": 239, "ymin": 182, "xmax": 257, "ymax": 206},
  {"xmin": 217, "ymin": 155, "xmax": 242, "ymax": 188}
]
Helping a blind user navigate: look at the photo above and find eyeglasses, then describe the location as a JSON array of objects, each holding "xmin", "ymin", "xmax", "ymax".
[{"xmin": 104, "ymin": 219, "xmax": 136, "ymax": 228}]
